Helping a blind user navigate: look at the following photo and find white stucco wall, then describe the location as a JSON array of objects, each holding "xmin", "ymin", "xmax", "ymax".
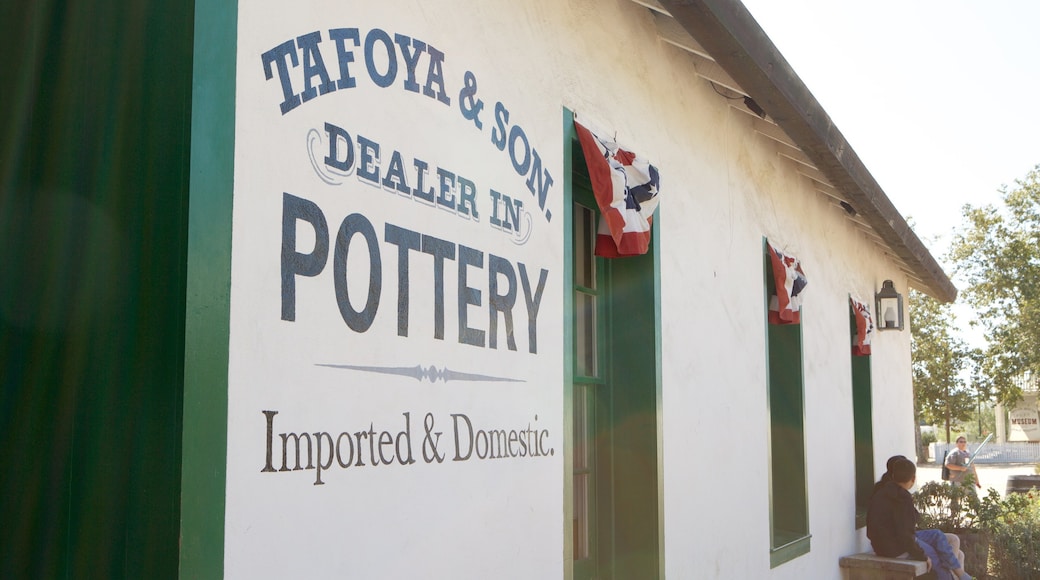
[{"xmin": 223, "ymin": 1, "xmax": 921, "ymax": 578}]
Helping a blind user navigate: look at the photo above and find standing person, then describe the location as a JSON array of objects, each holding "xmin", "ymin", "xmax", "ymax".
[
  {"xmin": 868, "ymin": 457, "xmax": 971, "ymax": 580},
  {"xmin": 945, "ymin": 436, "xmax": 982, "ymax": 490}
]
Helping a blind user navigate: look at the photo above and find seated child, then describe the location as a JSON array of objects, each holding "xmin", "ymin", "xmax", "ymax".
[
  {"xmin": 874, "ymin": 454, "xmax": 966, "ymax": 565},
  {"xmin": 867, "ymin": 456, "xmax": 971, "ymax": 580}
]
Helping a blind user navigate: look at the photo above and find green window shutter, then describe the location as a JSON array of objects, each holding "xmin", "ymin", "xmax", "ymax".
[{"xmin": 764, "ymin": 241, "xmax": 810, "ymax": 567}]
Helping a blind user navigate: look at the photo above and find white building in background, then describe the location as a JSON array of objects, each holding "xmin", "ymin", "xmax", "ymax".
[
  {"xmin": 179, "ymin": 0, "xmax": 959, "ymax": 578},
  {"xmin": 1008, "ymin": 400, "xmax": 1040, "ymax": 441},
  {"xmin": 1000, "ymin": 374, "xmax": 1040, "ymax": 442}
]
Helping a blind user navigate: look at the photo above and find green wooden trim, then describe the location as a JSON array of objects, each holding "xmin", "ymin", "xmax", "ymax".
[
  {"xmin": 855, "ymin": 512, "xmax": 868, "ymax": 530},
  {"xmin": 762, "ymin": 238, "xmax": 776, "ymax": 550},
  {"xmin": 179, "ymin": 0, "xmax": 237, "ymax": 577},
  {"xmin": 570, "ymin": 136, "xmax": 610, "ymax": 580},
  {"xmin": 652, "ymin": 201, "xmax": 665, "ymax": 575},
  {"xmin": 562, "ymin": 107, "xmax": 576, "ymax": 580},
  {"xmin": 770, "ymin": 534, "xmax": 811, "ymax": 568}
]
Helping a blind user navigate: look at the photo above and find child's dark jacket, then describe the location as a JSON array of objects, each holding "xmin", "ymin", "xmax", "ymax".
[{"xmin": 866, "ymin": 480, "xmax": 927, "ymax": 561}]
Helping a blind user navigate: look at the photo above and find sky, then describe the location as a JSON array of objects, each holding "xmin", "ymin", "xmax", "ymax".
[{"xmin": 740, "ymin": 1, "xmax": 1040, "ymax": 269}]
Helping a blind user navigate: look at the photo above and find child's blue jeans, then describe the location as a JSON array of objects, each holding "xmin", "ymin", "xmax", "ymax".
[{"xmin": 915, "ymin": 529, "xmax": 964, "ymax": 580}]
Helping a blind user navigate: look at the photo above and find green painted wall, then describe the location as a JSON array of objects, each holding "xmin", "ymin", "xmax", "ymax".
[{"xmin": 0, "ymin": 0, "xmax": 194, "ymax": 577}]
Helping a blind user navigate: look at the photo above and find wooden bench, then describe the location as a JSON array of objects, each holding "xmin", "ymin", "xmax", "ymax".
[{"xmin": 839, "ymin": 552, "xmax": 929, "ymax": 579}]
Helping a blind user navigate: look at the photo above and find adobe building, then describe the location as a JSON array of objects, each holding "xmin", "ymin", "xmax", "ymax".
[{"xmin": 2, "ymin": 0, "xmax": 957, "ymax": 578}]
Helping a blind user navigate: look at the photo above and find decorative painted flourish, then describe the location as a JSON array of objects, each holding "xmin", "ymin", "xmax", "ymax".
[{"xmin": 315, "ymin": 363, "xmax": 525, "ymax": 384}]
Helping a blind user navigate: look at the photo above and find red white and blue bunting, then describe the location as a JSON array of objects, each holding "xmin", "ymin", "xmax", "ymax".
[
  {"xmin": 850, "ymin": 296, "xmax": 874, "ymax": 356},
  {"xmin": 574, "ymin": 120, "xmax": 661, "ymax": 258},
  {"xmin": 767, "ymin": 242, "xmax": 808, "ymax": 325}
]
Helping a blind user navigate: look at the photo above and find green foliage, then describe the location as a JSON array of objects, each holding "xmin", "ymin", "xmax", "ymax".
[
  {"xmin": 910, "ymin": 291, "xmax": 975, "ymax": 435},
  {"xmin": 913, "ymin": 477, "xmax": 1040, "ymax": 578},
  {"xmin": 921, "ymin": 430, "xmax": 937, "ymax": 446},
  {"xmin": 949, "ymin": 164, "xmax": 1040, "ymax": 407},
  {"xmin": 987, "ymin": 492, "xmax": 1040, "ymax": 579},
  {"xmin": 913, "ymin": 475, "xmax": 1001, "ymax": 533},
  {"xmin": 967, "ymin": 403, "xmax": 997, "ymax": 441}
]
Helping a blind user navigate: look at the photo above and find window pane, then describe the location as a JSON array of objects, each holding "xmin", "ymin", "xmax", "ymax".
[
  {"xmin": 574, "ymin": 203, "xmax": 595, "ymax": 289},
  {"xmin": 574, "ymin": 384, "xmax": 588, "ymax": 470},
  {"xmin": 574, "ymin": 472, "xmax": 589, "ymax": 560},
  {"xmin": 576, "ymin": 292, "xmax": 597, "ymax": 377},
  {"xmin": 573, "ymin": 383, "xmax": 592, "ymax": 561}
]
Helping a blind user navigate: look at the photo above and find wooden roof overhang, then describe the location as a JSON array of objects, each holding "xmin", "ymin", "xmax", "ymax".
[{"xmin": 640, "ymin": 0, "xmax": 956, "ymax": 302}]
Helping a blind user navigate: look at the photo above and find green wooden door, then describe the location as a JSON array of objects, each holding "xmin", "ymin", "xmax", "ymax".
[{"xmin": 1, "ymin": 0, "xmax": 194, "ymax": 577}]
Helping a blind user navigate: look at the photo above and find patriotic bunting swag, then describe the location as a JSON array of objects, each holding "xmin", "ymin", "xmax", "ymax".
[
  {"xmin": 850, "ymin": 296, "xmax": 874, "ymax": 356},
  {"xmin": 767, "ymin": 242, "xmax": 808, "ymax": 325},
  {"xmin": 574, "ymin": 120, "xmax": 661, "ymax": 258}
]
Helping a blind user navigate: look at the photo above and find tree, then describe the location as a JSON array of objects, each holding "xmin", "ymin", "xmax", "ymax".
[
  {"xmin": 910, "ymin": 290, "xmax": 975, "ymax": 442},
  {"xmin": 966, "ymin": 347, "xmax": 998, "ymax": 435},
  {"xmin": 949, "ymin": 164, "xmax": 1040, "ymax": 408}
]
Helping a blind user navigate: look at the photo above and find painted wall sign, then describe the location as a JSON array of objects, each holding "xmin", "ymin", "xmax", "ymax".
[
  {"xmin": 225, "ymin": 6, "xmax": 564, "ymax": 577},
  {"xmin": 261, "ymin": 26, "xmax": 556, "ymax": 224},
  {"xmin": 1008, "ymin": 404, "xmax": 1040, "ymax": 441}
]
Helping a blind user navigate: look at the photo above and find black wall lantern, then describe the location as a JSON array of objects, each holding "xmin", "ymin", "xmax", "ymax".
[{"xmin": 875, "ymin": 280, "xmax": 904, "ymax": 331}]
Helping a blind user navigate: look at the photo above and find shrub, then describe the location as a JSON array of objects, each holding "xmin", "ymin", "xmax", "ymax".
[
  {"xmin": 913, "ymin": 476, "xmax": 1040, "ymax": 578},
  {"xmin": 987, "ymin": 491, "xmax": 1040, "ymax": 579},
  {"xmin": 914, "ymin": 474, "xmax": 1000, "ymax": 533}
]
